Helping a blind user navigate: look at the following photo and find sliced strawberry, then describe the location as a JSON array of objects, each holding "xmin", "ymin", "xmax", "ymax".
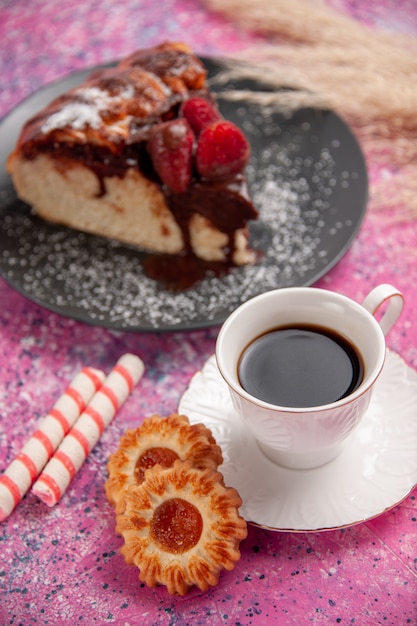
[
  {"xmin": 181, "ymin": 97, "xmax": 221, "ymax": 136},
  {"xmin": 147, "ymin": 119, "xmax": 194, "ymax": 193},
  {"xmin": 196, "ymin": 120, "xmax": 250, "ymax": 180}
]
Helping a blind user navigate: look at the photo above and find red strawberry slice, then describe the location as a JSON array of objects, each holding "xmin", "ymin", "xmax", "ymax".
[
  {"xmin": 148, "ymin": 119, "xmax": 194, "ymax": 193},
  {"xmin": 181, "ymin": 97, "xmax": 221, "ymax": 136},
  {"xmin": 196, "ymin": 120, "xmax": 250, "ymax": 180}
]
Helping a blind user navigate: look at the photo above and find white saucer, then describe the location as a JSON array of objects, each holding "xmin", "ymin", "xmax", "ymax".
[{"xmin": 178, "ymin": 350, "xmax": 417, "ymax": 532}]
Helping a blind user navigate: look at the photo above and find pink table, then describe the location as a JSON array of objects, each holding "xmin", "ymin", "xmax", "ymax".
[{"xmin": 1, "ymin": 1, "xmax": 416, "ymax": 624}]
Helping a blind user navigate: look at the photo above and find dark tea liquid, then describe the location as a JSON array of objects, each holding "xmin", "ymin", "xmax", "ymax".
[{"xmin": 238, "ymin": 325, "xmax": 364, "ymax": 408}]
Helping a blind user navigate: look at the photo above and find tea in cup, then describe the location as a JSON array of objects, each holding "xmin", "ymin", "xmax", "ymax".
[{"xmin": 215, "ymin": 284, "xmax": 404, "ymax": 469}]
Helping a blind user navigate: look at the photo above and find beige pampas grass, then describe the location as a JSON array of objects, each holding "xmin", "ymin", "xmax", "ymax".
[{"xmin": 203, "ymin": 0, "xmax": 417, "ymax": 217}]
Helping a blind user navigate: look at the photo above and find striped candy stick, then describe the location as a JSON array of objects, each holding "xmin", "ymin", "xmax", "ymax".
[
  {"xmin": 0, "ymin": 366, "xmax": 105, "ymax": 522},
  {"xmin": 32, "ymin": 354, "xmax": 145, "ymax": 507}
]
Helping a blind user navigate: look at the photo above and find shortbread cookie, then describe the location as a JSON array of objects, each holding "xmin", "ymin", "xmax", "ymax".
[
  {"xmin": 105, "ymin": 413, "xmax": 223, "ymax": 507},
  {"xmin": 115, "ymin": 459, "xmax": 247, "ymax": 595}
]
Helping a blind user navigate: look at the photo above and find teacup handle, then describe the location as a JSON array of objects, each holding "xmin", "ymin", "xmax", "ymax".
[{"xmin": 362, "ymin": 284, "xmax": 404, "ymax": 336}]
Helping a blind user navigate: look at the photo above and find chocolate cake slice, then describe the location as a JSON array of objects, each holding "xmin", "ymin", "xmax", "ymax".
[{"xmin": 7, "ymin": 42, "xmax": 258, "ymax": 266}]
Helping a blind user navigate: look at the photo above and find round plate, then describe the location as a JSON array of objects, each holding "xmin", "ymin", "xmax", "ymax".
[
  {"xmin": 0, "ymin": 58, "xmax": 368, "ymax": 331},
  {"xmin": 178, "ymin": 351, "xmax": 417, "ymax": 532}
]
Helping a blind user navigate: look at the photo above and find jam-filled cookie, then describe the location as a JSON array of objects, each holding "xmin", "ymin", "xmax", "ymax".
[
  {"xmin": 105, "ymin": 413, "xmax": 223, "ymax": 507},
  {"xmin": 115, "ymin": 459, "xmax": 247, "ymax": 595}
]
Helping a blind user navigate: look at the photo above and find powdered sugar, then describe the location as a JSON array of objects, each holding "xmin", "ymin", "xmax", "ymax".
[
  {"xmin": 41, "ymin": 102, "xmax": 103, "ymax": 132},
  {"xmin": 41, "ymin": 85, "xmax": 135, "ymax": 133}
]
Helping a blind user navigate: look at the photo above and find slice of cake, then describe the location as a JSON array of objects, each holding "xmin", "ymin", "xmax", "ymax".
[{"xmin": 7, "ymin": 42, "xmax": 258, "ymax": 267}]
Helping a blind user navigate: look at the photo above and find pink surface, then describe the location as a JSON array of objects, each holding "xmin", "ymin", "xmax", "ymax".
[{"xmin": 0, "ymin": 1, "xmax": 416, "ymax": 624}]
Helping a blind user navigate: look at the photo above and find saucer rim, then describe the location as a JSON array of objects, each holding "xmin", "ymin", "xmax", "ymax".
[{"xmin": 178, "ymin": 350, "xmax": 417, "ymax": 533}]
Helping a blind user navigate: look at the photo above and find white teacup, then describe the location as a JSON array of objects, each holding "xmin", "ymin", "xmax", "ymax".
[{"xmin": 215, "ymin": 284, "xmax": 404, "ymax": 470}]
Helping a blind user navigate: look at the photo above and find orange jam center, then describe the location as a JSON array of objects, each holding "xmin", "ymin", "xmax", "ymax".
[
  {"xmin": 134, "ymin": 447, "xmax": 180, "ymax": 483},
  {"xmin": 150, "ymin": 498, "xmax": 203, "ymax": 554}
]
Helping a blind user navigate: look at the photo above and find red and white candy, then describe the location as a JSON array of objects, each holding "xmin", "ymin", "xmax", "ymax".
[
  {"xmin": 0, "ymin": 366, "xmax": 105, "ymax": 521},
  {"xmin": 32, "ymin": 353, "xmax": 144, "ymax": 507}
]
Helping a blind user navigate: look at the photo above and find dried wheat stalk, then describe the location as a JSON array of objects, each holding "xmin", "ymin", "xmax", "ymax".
[{"xmin": 203, "ymin": 0, "xmax": 417, "ymax": 217}]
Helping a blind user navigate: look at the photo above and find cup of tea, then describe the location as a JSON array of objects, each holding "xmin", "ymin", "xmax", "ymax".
[{"xmin": 215, "ymin": 284, "xmax": 404, "ymax": 470}]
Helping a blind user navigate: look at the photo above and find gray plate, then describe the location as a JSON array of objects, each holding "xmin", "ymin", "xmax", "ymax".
[{"xmin": 0, "ymin": 58, "xmax": 368, "ymax": 331}]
